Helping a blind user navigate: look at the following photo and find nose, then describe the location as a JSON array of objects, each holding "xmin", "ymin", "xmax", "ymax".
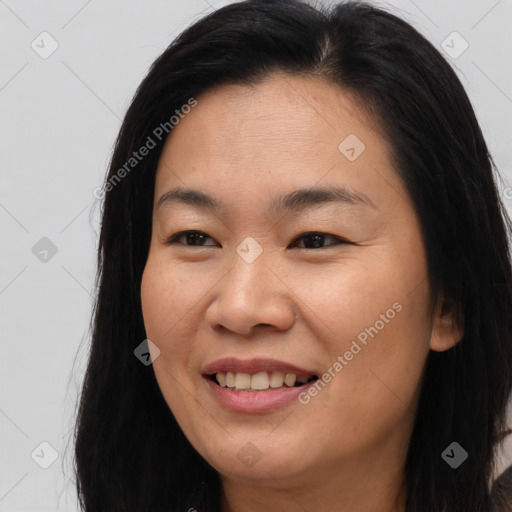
[{"xmin": 204, "ymin": 249, "xmax": 297, "ymax": 337}]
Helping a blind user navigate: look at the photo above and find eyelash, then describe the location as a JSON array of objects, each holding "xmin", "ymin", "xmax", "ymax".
[{"xmin": 164, "ymin": 230, "xmax": 349, "ymax": 249}]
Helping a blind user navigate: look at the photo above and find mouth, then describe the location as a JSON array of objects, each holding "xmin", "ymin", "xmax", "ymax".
[
  {"xmin": 201, "ymin": 358, "xmax": 320, "ymax": 412},
  {"xmin": 205, "ymin": 371, "xmax": 319, "ymax": 392}
]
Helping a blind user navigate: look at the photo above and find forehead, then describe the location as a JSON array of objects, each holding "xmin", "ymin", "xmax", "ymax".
[
  {"xmin": 153, "ymin": 73, "xmax": 406, "ymax": 214},
  {"xmin": 160, "ymin": 73, "xmax": 373, "ymax": 158}
]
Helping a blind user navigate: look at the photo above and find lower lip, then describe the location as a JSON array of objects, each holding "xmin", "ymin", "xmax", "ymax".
[{"xmin": 203, "ymin": 377, "xmax": 315, "ymax": 413}]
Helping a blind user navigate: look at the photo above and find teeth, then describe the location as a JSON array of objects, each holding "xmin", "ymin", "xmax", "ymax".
[
  {"xmin": 217, "ymin": 372, "xmax": 226, "ymax": 386},
  {"xmin": 225, "ymin": 371, "xmax": 235, "ymax": 388},
  {"xmin": 284, "ymin": 373, "xmax": 296, "ymax": 387},
  {"xmin": 251, "ymin": 371, "xmax": 270, "ymax": 390},
  {"xmin": 270, "ymin": 371, "xmax": 285, "ymax": 388},
  {"xmin": 235, "ymin": 372, "xmax": 251, "ymax": 390},
  {"xmin": 214, "ymin": 371, "xmax": 313, "ymax": 391}
]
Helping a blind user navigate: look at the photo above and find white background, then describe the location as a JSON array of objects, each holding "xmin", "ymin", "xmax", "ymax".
[{"xmin": 1, "ymin": 0, "xmax": 511, "ymax": 510}]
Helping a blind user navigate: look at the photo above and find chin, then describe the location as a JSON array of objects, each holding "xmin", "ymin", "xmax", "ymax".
[{"xmin": 199, "ymin": 435, "xmax": 314, "ymax": 482}]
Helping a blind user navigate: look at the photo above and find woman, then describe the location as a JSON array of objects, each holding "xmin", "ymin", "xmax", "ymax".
[{"xmin": 73, "ymin": 1, "xmax": 512, "ymax": 510}]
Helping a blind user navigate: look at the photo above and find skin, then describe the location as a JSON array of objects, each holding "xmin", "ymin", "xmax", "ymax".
[{"xmin": 140, "ymin": 72, "xmax": 463, "ymax": 512}]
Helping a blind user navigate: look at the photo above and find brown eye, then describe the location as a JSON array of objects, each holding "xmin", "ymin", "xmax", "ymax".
[
  {"xmin": 164, "ymin": 230, "xmax": 348, "ymax": 249},
  {"xmin": 290, "ymin": 232, "xmax": 347, "ymax": 249},
  {"xmin": 165, "ymin": 230, "xmax": 217, "ymax": 247}
]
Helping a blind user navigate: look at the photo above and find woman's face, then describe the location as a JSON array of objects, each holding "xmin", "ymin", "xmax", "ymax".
[{"xmin": 141, "ymin": 73, "xmax": 459, "ymax": 494}]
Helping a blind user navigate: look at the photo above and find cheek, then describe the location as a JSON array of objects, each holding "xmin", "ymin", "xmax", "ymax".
[
  {"xmin": 284, "ymin": 259, "xmax": 412, "ymax": 347},
  {"xmin": 140, "ymin": 255, "xmax": 194, "ymax": 368},
  {"xmin": 286, "ymin": 257, "xmax": 431, "ymax": 399},
  {"xmin": 141, "ymin": 251, "xmax": 195, "ymax": 339},
  {"xmin": 140, "ymin": 257, "xmax": 198, "ymax": 421}
]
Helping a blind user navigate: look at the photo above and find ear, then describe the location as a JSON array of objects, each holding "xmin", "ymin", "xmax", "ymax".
[{"xmin": 429, "ymin": 294, "xmax": 464, "ymax": 352}]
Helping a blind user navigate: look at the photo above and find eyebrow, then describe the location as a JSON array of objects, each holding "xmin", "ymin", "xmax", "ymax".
[{"xmin": 157, "ymin": 185, "xmax": 378, "ymax": 215}]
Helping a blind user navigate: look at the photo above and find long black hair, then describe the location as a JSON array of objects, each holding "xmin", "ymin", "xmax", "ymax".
[{"xmin": 72, "ymin": 1, "xmax": 512, "ymax": 510}]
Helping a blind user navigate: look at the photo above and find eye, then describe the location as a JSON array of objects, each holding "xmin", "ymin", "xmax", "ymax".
[
  {"xmin": 289, "ymin": 232, "xmax": 347, "ymax": 249},
  {"xmin": 164, "ymin": 230, "xmax": 348, "ymax": 249},
  {"xmin": 165, "ymin": 230, "xmax": 218, "ymax": 247}
]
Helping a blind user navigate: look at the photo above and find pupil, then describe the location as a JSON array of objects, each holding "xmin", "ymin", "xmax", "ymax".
[
  {"xmin": 305, "ymin": 234, "xmax": 324, "ymax": 249},
  {"xmin": 187, "ymin": 232, "xmax": 204, "ymax": 246}
]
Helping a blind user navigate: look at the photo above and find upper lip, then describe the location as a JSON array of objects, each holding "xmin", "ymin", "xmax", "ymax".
[{"xmin": 202, "ymin": 358, "xmax": 317, "ymax": 377}]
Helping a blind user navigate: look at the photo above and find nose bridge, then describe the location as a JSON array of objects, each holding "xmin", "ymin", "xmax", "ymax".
[
  {"xmin": 229, "ymin": 239, "xmax": 268, "ymax": 298},
  {"xmin": 222, "ymin": 238, "xmax": 273, "ymax": 311},
  {"xmin": 207, "ymin": 239, "xmax": 295, "ymax": 334}
]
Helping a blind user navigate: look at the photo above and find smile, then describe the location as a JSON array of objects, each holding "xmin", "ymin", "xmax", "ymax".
[
  {"xmin": 210, "ymin": 371, "xmax": 318, "ymax": 391},
  {"xmin": 202, "ymin": 358, "xmax": 319, "ymax": 412}
]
